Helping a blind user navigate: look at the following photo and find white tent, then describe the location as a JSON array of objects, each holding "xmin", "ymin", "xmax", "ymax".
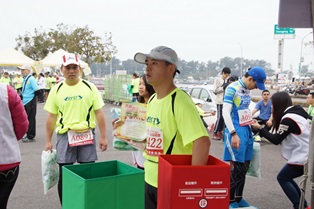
[
  {"xmin": 40, "ymin": 49, "xmax": 89, "ymax": 68},
  {"xmin": 0, "ymin": 48, "xmax": 35, "ymax": 67},
  {"xmin": 39, "ymin": 49, "xmax": 91, "ymax": 75}
]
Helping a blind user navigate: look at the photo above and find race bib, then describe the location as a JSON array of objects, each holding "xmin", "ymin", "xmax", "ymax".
[
  {"xmin": 238, "ymin": 109, "xmax": 253, "ymax": 126},
  {"xmin": 146, "ymin": 127, "xmax": 163, "ymax": 156},
  {"xmin": 67, "ymin": 129, "xmax": 94, "ymax": 147}
]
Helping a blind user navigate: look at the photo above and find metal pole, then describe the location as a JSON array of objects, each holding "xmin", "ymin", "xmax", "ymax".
[
  {"xmin": 276, "ymin": 39, "xmax": 284, "ymax": 92},
  {"xmin": 278, "ymin": 39, "xmax": 284, "ymax": 73},
  {"xmin": 298, "ymin": 32, "xmax": 313, "ymax": 77},
  {"xmin": 238, "ymin": 43, "xmax": 243, "ymax": 77},
  {"xmin": 109, "ymin": 56, "xmax": 113, "ymax": 102},
  {"xmin": 110, "ymin": 56, "xmax": 113, "ymax": 76}
]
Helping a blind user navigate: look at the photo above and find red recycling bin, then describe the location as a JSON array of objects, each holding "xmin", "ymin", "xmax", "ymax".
[{"xmin": 158, "ymin": 155, "xmax": 230, "ymax": 209}]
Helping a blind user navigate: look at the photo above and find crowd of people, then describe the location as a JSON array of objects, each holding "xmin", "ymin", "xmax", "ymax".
[
  {"xmin": 0, "ymin": 47, "xmax": 312, "ymax": 209},
  {"xmin": 0, "ymin": 69, "xmax": 61, "ymax": 103}
]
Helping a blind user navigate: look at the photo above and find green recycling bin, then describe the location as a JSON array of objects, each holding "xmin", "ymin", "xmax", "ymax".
[{"xmin": 62, "ymin": 160, "xmax": 144, "ymax": 209}]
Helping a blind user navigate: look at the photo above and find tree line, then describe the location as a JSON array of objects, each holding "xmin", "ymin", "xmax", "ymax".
[{"xmin": 15, "ymin": 24, "xmax": 313, "ymax": 79}]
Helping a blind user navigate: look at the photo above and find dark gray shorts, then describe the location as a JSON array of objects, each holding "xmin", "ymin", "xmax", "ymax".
[{"xmin": 56, "ymin": 130, "xmax": 98, "ymax": 164}]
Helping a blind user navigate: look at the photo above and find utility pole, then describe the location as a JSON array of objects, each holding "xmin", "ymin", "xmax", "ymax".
[
  {"xmin": 298, "ymin": 32, "xmax": 313, "ymax": 77},
  {"xmin": 278, "ymin": 39, "xmax": 284, "ymax": 72},
  {"xmin": 238, "ymin": 43, "xmax": 243, "ymax": 77},
  {"xmin": 104, "ymin": 32, "xmax": 117, "ymax": 102}
]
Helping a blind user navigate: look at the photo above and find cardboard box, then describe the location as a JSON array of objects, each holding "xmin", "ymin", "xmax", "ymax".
[
  {"xmin": 63, "ymin": 161, "xmax": 144, "ymax": 209},
  {"xmin": 158, "ymin": 155, "xmax": 230, "ymax": 209}
]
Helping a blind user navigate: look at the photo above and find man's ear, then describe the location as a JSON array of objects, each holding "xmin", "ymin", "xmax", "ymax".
[{"xmin": 168, "ymin": 64, "xmax": 176, "ymax": 75}]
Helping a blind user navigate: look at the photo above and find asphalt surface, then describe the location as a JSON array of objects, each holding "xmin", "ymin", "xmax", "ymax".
[{"xmin": 8, "ymin": 102, "xmax": 312, "ymax": 209}]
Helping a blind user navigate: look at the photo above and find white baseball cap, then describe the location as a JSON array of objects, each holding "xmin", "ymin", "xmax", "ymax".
[
  {"xmin": 62, "ymin": 53, "xmax": 80, "ymax": 66},
  {"xmin": 134, "ymin": 46, "xmax": 180, "ymax": 74},
  {"xmin": 17, "ymin": 64, "xmax": 32, "ymax": 71}
]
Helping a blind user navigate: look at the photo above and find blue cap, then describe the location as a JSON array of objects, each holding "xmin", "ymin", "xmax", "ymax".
[{"xmin": 247, "ymin": 66, "xmax": 266, "ymax": 90}]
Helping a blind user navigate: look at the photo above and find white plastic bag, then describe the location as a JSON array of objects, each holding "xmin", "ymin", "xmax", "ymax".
[
  {"xmin": 247, "ymin": 142, "xmax": 261, "ymax": 179},
  {"xmin": 41, "ymin": 150, "xmax": 59, "ymax": 194}
]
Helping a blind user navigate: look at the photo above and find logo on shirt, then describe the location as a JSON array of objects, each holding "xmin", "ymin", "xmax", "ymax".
[
  {"xmin": 64, "ymin": 95, "xmax": 83, "ymax": 101},
  {"xmin": 146, "ymin": 116, "xmax": 160, "ymax": 125},
  {"xmin": 278, "ymin": 124, "xmax": 289, "ymax": 135}
]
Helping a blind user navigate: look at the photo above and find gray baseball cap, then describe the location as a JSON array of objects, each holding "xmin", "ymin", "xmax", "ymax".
[{"xmin": 134, "ymin": 46, "xmax": 180, "ymax": 74}]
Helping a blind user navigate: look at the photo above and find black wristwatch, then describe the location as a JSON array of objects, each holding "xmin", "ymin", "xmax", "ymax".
[{"xmin": 231, "ymin": 131, "xmax": 236, "ymax": 136}]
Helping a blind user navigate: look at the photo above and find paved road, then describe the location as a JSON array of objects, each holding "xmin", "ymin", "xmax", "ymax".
[{"xmin": 8, "ymin": 103, "xmax": 312, "ymax": 209}]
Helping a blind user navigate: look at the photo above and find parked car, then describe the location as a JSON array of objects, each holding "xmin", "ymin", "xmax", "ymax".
[
  {"xmin": 184, "ymin": 85, "xmax": 259, "ymax": 128},
  {"xmin": 89, "ymin": 77, "xmax": 105, "ymax": 99},
  {"xmin": 294, "ymin": 86, "xmax": 310, "ymax": 96}
]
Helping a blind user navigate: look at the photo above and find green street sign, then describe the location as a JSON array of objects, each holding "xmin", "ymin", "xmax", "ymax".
[{"xmin": 274, "ymin": 24, "xmax": 295, "ymax": 35}]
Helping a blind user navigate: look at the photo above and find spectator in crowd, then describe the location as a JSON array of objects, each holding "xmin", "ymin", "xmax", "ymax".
[
  {"xmin": 195, "ymin": 102, "xmax": 216, "ymax": 131},
  {"xmin": 251, "ymin": 92, "xmax": 311, "ymax": 209},
  {"xmin": 50, "ymin": 73, "xmax": 57, "ymax": 87},
  {"xmin": 251, "ymin": 89, "xmax": 273, "ymax": 141},
  {"xmin": 0, "ymin": 72, "xmax": 11, "ymax": 86},
  {"xmin": 37, "ymin": 73, "xmax": 46, "ymax": 103},
  {"xmin": 17, "ymin": 64, "xmax": 39, "ymax": 143},
  {"xmin": 212, "ymin": 67, "xmax": 231, "ymax": 140},
  {"xmin": 54, "ymin": 72, "xmax": 60, "ymax": 84},
  {"xmin": 44, "ymin": 72, "xmax": 51, "ymax": 102},
  {"xmin": 306, "ymin": 92, "xmax": 314, "ymax": 120},
  {"xmin": 0, "ymin": 83, "xmax": 28, "ymax": 209},
  {"xmin": 132, "ymin": 74, "xmax": 155, "ymax": 169},
  {"xmin": 131, "ymin": 73, "xmax": 140, "ymax": 102},
  {"xmin": 13, "ymin": 73, "xmax": 23, "ymax": 94},
  {"xmin": 222, "ymin": 75, "xmax": 239, "ymax": 91},
  {"xmin": 32, "ymin": 72, "xmax": 37, "ymax": 80}
]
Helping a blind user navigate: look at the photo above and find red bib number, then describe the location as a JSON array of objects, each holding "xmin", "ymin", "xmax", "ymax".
[
  {"xmin": 146, "ymin": 127, "xmax": 163, "ymax": 156},
  {"xmin": 67, "ymin": 129, "xmax": 94, "ymax": 147},
  {"xmin": 238, "ymin": 109, "xmax": 253, "ymax": 126}
]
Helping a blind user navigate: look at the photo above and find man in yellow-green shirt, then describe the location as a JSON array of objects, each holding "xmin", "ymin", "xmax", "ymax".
[
  {"xmin": 50, "ymin": 74, "xmax": 56, "ymax": 87},
  {"xmin": 44, "ymin": 72, "xmax": 51, "ymax": 102},
  {"xmin": 307, "ymin": 92, "xmax": 314, "ymax": 122},
  {"xmin": 13, "ymin": 73, "xmax": 23, "ymax": 93},
  {"xmin": 134, "ymin": 46, "xmax": 210, "ymax": 209},
  {"xmin": 44, "ymin": 53, "xmax": 108, "ymax": 206},
  {"xmin": 0, "ymin": 72, "xmax": 11, "ymax": 86}
]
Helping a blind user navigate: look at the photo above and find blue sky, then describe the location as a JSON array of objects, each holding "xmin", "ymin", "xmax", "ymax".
[{"xmin": 0, "ymin": 0, "xmax": 312, "ymax": 74}]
